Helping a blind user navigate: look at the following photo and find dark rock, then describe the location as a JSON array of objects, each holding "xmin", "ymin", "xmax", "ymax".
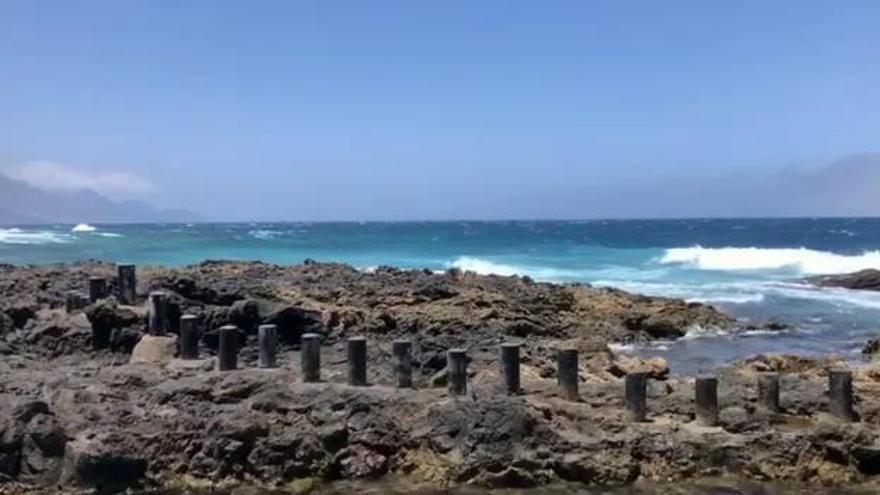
[
  {"xmin": 808, "ymin": 269, "xmax": 880, "ymax": 291},
  {"xmin": 60, "ymin": 431, "xmax": 148, "ymax": 489},
  {"xmin": 264, "ymin": 305, "xmax": 325, "ymax": 345}
]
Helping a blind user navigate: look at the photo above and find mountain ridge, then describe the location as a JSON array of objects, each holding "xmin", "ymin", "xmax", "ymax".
[{"xmin": 0, "ymin": 173, "xmax": 200, "ymax": 224}]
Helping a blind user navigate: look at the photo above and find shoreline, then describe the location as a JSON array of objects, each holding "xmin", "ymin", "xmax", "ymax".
[{"xmin": 1, "ymin": 261, "xmax": 879, "ymax": 492}]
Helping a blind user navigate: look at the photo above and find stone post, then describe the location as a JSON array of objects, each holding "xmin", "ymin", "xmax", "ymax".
[
  {"xmin": 65, "ymin": 291, "xmax": 88, "ymax": 313},
  {"xmin": 301, "ymin": 333, "xmax": 321, "ymax": 383},
  {"xmin": 117, "ymin": 264, "xmax": 136, "ymax": 305},
  {"xmin": 347, "ymin": 336, "xmax": 368, "ymax": 386},
  {"xmin": 757, "ymin": 373, "xmax": 780, "ymax": 413},
  {"xmin": 695, "ymin": 375, "xmax": 718, "ymax": 426},
  {"xmin": 258, "ymin": 324, "xmax": 278, "ymax": 368},
  {"xmin": 557, "ymin": 348, "xmax": 579, "ymax": 401},
  {"xmin": 829, "ymin": 369, "xmax": 855, "ymax": 422},
  {"xmin": 88, "ymin": 277, "xmax": 107, "ymax": 303},
  {"xmin": 447, "ymin": 349, "xmax": 467, "ymax": 396},
  {"xmin": 501, "ymin": 342, "xmax": 521, "ymax": 395},
  {"xmin": 393, "ymin": 339, "xmax": 413, "ymax": 388},
  {"xmin": 148, "ymin": 291, "xmax": 168, "ymax": 336},
  {"xmin": 626, "ymin": 372, "xmax": 648, "ymax": 422},
  {"xmin": 179, "ymin": 314, "xmax": 200, "ymax": 360},
  {"xmin": 217, "ymin": 325, "xmax": 238, "ymax": 371}
]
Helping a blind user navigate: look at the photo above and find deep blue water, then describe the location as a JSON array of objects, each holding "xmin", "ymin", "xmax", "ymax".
[{"xmin": 4, "ymin": 218, "xmax": 880, "ymax": 373}]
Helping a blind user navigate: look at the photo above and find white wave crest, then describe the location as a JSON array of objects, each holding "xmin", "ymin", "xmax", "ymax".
[
  {"xmin": 446, "ymin": 256, "xmax": 583, "ymax": 281},
  {"xmin": 71, "ymin": 223, "xmax": 96, "ymax": 233},
  {"xmin": 96, "ymin": 232, "xmax": 123, "ymax": 238},
  {"xmin": 0, "ymin": 228, "xmax": 71, "ymax": 244},
  {"xmin": 660, "ymin": 246, "xmax": 880, "ymax": 275},
  {"xmin": 249, "ymin": 229, "xmax": 282, "ymax": 240}
]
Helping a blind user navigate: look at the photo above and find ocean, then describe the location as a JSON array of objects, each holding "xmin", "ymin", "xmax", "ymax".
[{"xmin": 3, "ymin": 218, "xmax": 880, "ymax": 375}]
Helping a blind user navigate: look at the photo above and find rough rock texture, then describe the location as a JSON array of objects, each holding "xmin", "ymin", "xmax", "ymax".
[
  {"xmin": 808, "ymin": 269, "xmax": 880, "ymax": 291},
  {"xmin": 3, "ymin": 261, "xmax": 877, "ymax": 492}
]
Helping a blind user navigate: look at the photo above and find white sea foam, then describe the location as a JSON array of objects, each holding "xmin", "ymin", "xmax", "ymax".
[
  {"xmin": 446, "ymin": 256, "xmax": 583, "ymax": 281},
  {"xmin": 249, "ymin": 229, "xmax": 282, "ymax": 240},
  {"xmin": 591, "ymin": 280, "xmax": 766, "ymax": 305},
  {"xmin": 0, "ymin": 228, "xmax": 71, "ymax": 244},
  {"xmin": 660, "ymin": 246, "xmax": 880, "ymax": 275},
  {"xmin": 96, "ymin": 232, "xmax": 123, "ymax": 238},
  {"xmin": 71, "ymin": 223, "xmax": 96, "ymax": 233}
]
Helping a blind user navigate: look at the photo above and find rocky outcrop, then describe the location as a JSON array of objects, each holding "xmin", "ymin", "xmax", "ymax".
[
  {"xmin": 807, "ymin": 269, "xmax": 880, "ymax": 291},
  {"xmin": 6, "ymin": 261, "xmax": 858, "ymax": 492}
]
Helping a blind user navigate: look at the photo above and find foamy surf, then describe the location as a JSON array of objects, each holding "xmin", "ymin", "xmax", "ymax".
[
  {"xmin": 71, "ymin": 223, "xmax": 96, "ymax": 233},
  {"xmin": 446, "ymin": 256, "xmax": 586, "ymax": 281},
  {"xmin": 0, "ymin": 228, "xmax": 71, "ymax": 244},
  {"xmin": 661, "ymin": 245, "xmax": 880, "ymax": 275}
]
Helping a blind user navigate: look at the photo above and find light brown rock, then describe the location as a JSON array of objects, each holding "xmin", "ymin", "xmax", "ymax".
[{"xmin": 130, "ymin": 335, "xmax": 177, "ymax": 365}]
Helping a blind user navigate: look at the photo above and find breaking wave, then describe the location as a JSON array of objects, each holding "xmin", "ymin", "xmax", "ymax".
[
  {"xmin": 71, "ymin": 223, "xmax": 96, "ymax": 233},
  {"xmin": 0, "ymin": 228, "xmax": 71, "ymax": 244},
  {"xmin": 249, "ymin": 229, "xmax": 283, "ymax": 240},
  {"xmin": 446, "ymin": 256, "xmax": 584, "ymax": 281},
  {"xmin": 660, "ymin": 246, "xmax": 880, "ymax": 275}
]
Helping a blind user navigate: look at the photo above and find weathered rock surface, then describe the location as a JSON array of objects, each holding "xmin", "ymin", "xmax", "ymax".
[
  {"xmin": 2, "ymin": 261, "xmax": 876, "ymax": 492},
  {"xmin": 808, "ymin": 269, "xmax": 880, "ymax": 291}
]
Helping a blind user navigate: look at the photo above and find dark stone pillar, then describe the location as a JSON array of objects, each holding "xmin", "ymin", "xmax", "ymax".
[
  {"xmin": 625, "ymin": 372, "xmax": 648, "ymax": 422},
  {"xmin": 829, "ymin": 369, "xmax": 855, "ymax": 422},
  {"xmin": 447, "ymin": 349, "xmax": 467, "ymax": 396},
  {"xmin": 301, "ymin": 333, "xmax": 321, "ymax": 383},
  {"xmin": 148, "ymin": 291, "xmax": 168, "ymax": 336},
  {"xmin": 695, "ymin": 375, "xmax": 718, "ymax": 426},
  {"xmin": 258, "ymin": 324, "xmax": 278, "ymax": 368},
  {"xmin": 347, "ymin": 336, "xmax": 368, "ymax": 386},
  {"xmin": 501, "ymin": 342, "xmax": 521, "ymax": 395},
  {"xmin": 217, "ymin": 325, "xmax": 238, "ymax": 371},
  {"xmin": 557, "ymin": 348, "xmax": 579, "ymax": 401},
  {"xmin": 757, "ymin": 373, "xmax": 780, "ymax": 413},
  {"xmin": 88, "ymin": 277, "xmax": 107, "ymax": 303},
  {"xmin": 393, "ymin": 339, "xmax": 413, "ymax": 388},
  {"xmin": 117, "ymin": 264, "xmax": 136, "ymax": 305},
  {"xmin": 179, "ymin": 314, "xmax": 200, "ymax": 360}
]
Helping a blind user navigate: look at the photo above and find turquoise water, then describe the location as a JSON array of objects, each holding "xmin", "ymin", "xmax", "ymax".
[{"xmin": 4, "ymin": 219, "xmax": 880, "ymax": 373}]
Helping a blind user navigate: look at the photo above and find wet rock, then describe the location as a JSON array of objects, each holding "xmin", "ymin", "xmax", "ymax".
[{"xmin": 808, "ymin": 269, "xmax": 880, "ymax": 291}]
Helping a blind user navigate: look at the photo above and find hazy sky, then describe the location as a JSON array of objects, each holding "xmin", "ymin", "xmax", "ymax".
[{"xmin": 1, "ymin": 1, "xmax": 879, "ymax": 220}]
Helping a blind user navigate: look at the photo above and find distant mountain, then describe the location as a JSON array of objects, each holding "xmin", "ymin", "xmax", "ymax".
[
  {"xmin": 0, "ymin": 173, "xmax": 200, "ymax": 224},
  {"xmin": 777, "ymin": 153, "xmax": 880, "ymax": 217}
]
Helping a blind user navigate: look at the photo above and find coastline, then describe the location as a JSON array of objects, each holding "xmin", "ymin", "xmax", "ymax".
[{"xmin": 0, "ymin": 260, "xmax": 879, "ymax": 492}]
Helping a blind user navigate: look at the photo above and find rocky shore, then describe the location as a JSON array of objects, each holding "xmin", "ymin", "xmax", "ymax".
[
  {"xmin": 1, "ymin": 261, "xmax": 879, "ymax": 492},
  {"xmin": 807, "ymin": 269, "xmax": 880, "ymax": 291}
]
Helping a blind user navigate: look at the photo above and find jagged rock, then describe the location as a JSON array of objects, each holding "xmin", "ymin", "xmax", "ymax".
[
  {"xmin": 23, "ymin": 310, "xmax": 91, "ymax": 356},
  {"xmin": 85, "ymin": 299, "xmax": 143, "ymax": 350},
  {"xmin": 60, "ymin": 431, "xmax": 147, "ymax": 489},
  {"xmin": 808, "ymin": 269, "xmax": 880, "ymax": 291},
  {"xmin": 0, "ymin": 311, "xmax": 13, "ymax": 335},
  {"xmin": 1, "ymin": 261, "xmax": 873, "ymax": 492}
]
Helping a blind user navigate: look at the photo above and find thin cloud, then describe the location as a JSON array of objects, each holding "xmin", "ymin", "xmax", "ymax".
[{"xmin": 6, "ymin": 161, "xmax": 156, "ymax": 198}]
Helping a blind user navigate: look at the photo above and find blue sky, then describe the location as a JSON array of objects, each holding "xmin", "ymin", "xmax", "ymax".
[{"xmin": 1, "ymin": 1, "xmax": 879, "ymax": 220}]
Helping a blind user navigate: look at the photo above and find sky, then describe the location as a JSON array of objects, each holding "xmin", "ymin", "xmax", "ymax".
[{"xmin": 1, "ymin": 1, "xmax": 879, "ymax": 220}]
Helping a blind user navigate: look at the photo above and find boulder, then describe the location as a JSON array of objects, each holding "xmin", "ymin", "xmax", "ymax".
[
  {"xmin": 60, "ymin": 431, "xmax": 147, "ymax": 489},
  {"xmin": 130, "ymin": 334, "xmax": 178, "ymax": 365},
  {"xmin": 85, "ymin": 299, "xmax": 143, "ymax": 350}
]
